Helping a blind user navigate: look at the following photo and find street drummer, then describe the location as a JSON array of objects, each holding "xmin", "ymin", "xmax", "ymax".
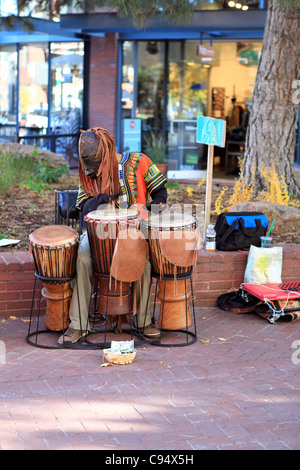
[{"xmin": 58, "ymin": 127, "xmax": 167, "ymax": 344}]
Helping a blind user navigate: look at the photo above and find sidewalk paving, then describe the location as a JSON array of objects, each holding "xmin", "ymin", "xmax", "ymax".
[{"xmin": 0, "ymin": 306, "xmax": 299, "ymax": 451}]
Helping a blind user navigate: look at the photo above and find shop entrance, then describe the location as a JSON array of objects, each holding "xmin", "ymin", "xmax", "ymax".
[
  {"xmin": 120, "ymin": 40, "xmax": 262, "ymax": 177},
  {"xmin": 120, "ymin": 40, "xmax": 209, "ymax": 174}
]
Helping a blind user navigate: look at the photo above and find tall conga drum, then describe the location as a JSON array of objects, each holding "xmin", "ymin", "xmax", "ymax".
[
  {"xmin": 84, "ymin": 208, "xmax": 140, "ymax": 320},
  {"xmin": 29, "ymin": 225, "xmax": 79, "ymax": 331},
  {"xmin": 144, "ymin": 212, "xmax": 200, "ymax": 331}
]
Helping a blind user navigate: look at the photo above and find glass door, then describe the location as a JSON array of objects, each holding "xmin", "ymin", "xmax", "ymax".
[
  {"xmin": 120, "ymin": 40, "xmax": 166, "ymax": 155},
  {"xmin": 120, "ymin": 39, "xmax": 209, "ymax": 174},
  {"xmin": 0, "ymin": 45, "xmax": 17, "ymax": 142},
  {"xmin": 167, "ymin": 41, "xmax": 209, "ymax": 172}
]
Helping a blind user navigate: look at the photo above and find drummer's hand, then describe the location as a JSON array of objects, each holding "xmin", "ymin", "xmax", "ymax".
[
  {"xmin": 148, "ymin": 202, "xmax": 168, "ymax": 214},
  {"xmin": 96, "ymin": 191, "xmax": 122, "ymax": 205},
  {"xmin": 82, "ymin": 191, "xmax": 122, "ymax": 216}
]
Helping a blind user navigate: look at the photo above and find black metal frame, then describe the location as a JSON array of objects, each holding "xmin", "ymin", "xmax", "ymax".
[
  {"xmin": 54, "ymin": 188, "xmax": 85, "ymax": 234},
  {"xmin": 84, "ymin": 273, "xmax": 143, "ymax": 349},
  {"xmin": 26, "ymin": 272, "xmax": 92, "ymax": 349},
  {"xmin": 144, "ymin": 270, "xmax": 197, "ymax": 347}
]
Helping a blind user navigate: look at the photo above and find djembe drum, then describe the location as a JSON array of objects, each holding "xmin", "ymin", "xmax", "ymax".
[
  {"xmin": 29, "ymin": 225, "xmax": 79, "ymax": 331},
  {"xmin": 144, "ymin": 212, "xmax": 200, "ymax": 331},
  {"xmin": 84, "ymin": 208, "xmax": 140, "ymax": 322}
]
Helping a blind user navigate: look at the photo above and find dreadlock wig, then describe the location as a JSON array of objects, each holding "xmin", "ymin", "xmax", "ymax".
[{"xmin": 78, "ymin": 127, "xmax": 119, "ymax": 197}]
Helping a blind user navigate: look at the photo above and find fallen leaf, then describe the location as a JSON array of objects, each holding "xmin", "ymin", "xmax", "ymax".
[
  {"xmin": 9, "ymin": 316, "xmax": 18, "ymax": 320},
  {"xmin": 21, "ymin": 319, "xmax": 30, "ymax": 323},
  {"xmin": 200, "ymin": 338, "xmax": 210, "ymax": 343},
  {"xmin": 100, "ymin": 362, "xmax": 115, "ymax": 367},
  {"xmin": 217, "ymin": 337, "xmax": 227, "ymax": 341},
  {"xmin": 93, "ymin": 381, "xmax": 108, "ymax": 390}
]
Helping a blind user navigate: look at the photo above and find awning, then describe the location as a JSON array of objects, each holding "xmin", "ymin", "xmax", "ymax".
[
  {"xmin": 0, "ymin": 17, "xmax": 86, "ymax": 44},
  {"xmin": 60, "ymin": 9, "xmax": 267, "ymax": 41}
]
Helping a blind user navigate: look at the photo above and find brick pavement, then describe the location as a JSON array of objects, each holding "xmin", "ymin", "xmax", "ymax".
[{"xmin": 0, "ymin": 307, "xmax": 299, "ymax": 451}]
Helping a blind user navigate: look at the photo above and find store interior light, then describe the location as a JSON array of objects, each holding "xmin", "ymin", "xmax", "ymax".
[{"xmin": 227, "ymin": 0, "xmax": 249, "ymax": 9}]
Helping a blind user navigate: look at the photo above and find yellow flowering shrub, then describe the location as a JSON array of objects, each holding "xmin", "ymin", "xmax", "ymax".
[
  {"xmin": 186, "ymin": 186, "xmax": 194, "ymax": 196},
  {"xmin": 213, "ymin": 159, "xmax": 300, "ymax": 215},
  {"xmin": 257, "ymin": 164, "xmax": 300, "ymax": 207}
]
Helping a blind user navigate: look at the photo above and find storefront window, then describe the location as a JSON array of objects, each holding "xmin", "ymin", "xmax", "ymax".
[
  {"xmin": 121, "ymin": 41, "xmax": 134, "ymax": 119},
  {"xmin": 121, "ymin": 40, "xmax": 166, "ymax": 154},
  {"xmin": 167, "ymin": 41, "xmax": 209, "ymax": 172},
  {"xmin": 137, "ymin": 41, "xmax": 165, "ymax": 152},
  {"xmin": 0, "ymin": 45, "xmax": 17, "ymax": 141},
  {"xmin": 209, "ymin": 41, "xmax": 261, "ymax": 131},
  {"xmin": 120, "ymin": 39, "xmax": 262, "ymax": 175},
  {"xmin": 18, "ymin": 43, "xmax": 49, "ymax": 146},
  {"xmin": 50, "ymin": 42, "xmax": 84, "ymax": 164}
]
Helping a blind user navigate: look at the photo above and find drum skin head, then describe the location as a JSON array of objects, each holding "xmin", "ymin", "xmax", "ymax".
[
  {"xmin": 29, "ymin": 225, "xmax": 78, "ymax": 246},
  {"xmin": 145, "ymin": 212, "xmax": 195, "ymax": 230},
  {"xmin": 86, "ymin": 208, "xmax": 138, "ymax": 222}
]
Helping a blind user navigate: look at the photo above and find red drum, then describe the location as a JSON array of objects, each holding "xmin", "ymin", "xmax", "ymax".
[{"xmin": 29, "ymin": 225, "xmax": 79, "ymax": 331}]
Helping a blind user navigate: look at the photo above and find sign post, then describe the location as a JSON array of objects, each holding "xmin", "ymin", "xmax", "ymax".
[{"xmin": 196, "ymin": 116, "xmax": 226, "ymax": 232}]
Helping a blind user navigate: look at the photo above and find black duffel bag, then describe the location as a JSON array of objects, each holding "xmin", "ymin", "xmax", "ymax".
[{"xmin": 214, "ymin": 211, "xmax": 268, "ymax": 251}]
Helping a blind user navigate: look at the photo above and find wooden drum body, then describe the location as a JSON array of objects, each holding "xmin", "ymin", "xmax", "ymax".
[
  {"xmin": 29, "ymin": 225, "xmax": 79, "ymax": 331},
  {"xmin": 84, "ymin": 208, "xmax": 139, "ymax": 319},
  {"xmin": 144, "ymin": 213, "xmax": 199, "ymax": 330}
]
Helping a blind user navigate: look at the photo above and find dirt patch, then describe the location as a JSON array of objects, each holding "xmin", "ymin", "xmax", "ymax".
[
  {"xmin": 0, "ymin": 172, "xmax": 79, "ymax": 252},
  {"xmin": 0, "ymin": 173, "xmax": 299, "ymax": 253}
]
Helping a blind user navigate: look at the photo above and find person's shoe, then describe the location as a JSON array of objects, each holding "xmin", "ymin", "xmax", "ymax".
[
  {"xmin": 58, "ymin": 328, "xmax": 89, "ymax": 345},
  {"xmin": 141, "ymin": 324, "xmax": 161, "ymax": 338}
]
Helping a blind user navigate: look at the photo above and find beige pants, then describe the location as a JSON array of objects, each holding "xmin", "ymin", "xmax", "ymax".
[{"xmin": 68, "ymin": 231, "xmax": 152, "ymax": 330}]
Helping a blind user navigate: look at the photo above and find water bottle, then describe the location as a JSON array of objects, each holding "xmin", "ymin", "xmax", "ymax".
[{"xmin": 206, "ymin": 224, "xmax": 216, "ymax": 252}]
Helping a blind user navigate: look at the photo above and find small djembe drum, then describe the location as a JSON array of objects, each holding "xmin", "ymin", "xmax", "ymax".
[
  {"xmin": 144, "ymin": 212, "xmax": 200, "ymax": 331},
  {"xmin": 29, "ymin": 225, "xmax": 79, "ymax": 331},
  {"xmin": 84, "ymin": 208, "xmax": 140, "ymax": 322}
]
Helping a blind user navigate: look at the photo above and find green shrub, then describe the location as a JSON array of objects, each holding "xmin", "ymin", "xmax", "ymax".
[{"xmin": 0, "ymin": 150, "xmax": 67, "ymax": 195}]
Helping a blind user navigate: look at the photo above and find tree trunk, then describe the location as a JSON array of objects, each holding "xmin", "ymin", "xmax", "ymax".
[{"xmin": 242, "ymin": 0, "xmax": 300, "ymax": 196}]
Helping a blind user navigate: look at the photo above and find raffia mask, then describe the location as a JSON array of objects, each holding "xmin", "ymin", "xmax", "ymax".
[{"xmin": 79, "ymin": 131, "xmax": 102, "ymax": 179}]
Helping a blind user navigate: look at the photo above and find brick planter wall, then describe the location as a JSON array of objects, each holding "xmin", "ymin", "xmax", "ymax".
[{"xmin": 1, "ymin": 245, "xmax": 300, "ymax": 318}]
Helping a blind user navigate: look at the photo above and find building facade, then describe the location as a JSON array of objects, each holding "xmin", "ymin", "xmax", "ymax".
[{"xmin": 2, "ymin": 1, "xmax": 297, "ymax": 177}]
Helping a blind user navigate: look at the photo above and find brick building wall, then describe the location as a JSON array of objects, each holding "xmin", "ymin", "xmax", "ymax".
[
  {"xmin": 1, "ymin": 245, "xmax": 300, "ymax": 319},
  {"xmin": 88, "ymin": 33, "xmax": 119, "ymax": 135}
]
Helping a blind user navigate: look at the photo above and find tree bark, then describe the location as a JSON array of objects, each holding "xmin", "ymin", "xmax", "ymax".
[{"xmin": 242, "ymin": 0, "xmax": 300, "ymax": 196}]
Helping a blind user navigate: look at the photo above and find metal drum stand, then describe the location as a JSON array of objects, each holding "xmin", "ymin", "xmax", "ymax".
[
  {"xmin": 147, "ymin": 270, "xmax": 197, "ymax": 347},
  {"xmin": 26, "ymin": 271, "xmax": 92, "ymax": 349},
  {"xmin": 84, "ymin": 273, "xmax": 142, "ymax": 349}
]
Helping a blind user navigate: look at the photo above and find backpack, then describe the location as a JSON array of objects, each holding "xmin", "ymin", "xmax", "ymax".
[{"xmin": 215, "ymin": 212, "xmax": 268, "ymax": 251}]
